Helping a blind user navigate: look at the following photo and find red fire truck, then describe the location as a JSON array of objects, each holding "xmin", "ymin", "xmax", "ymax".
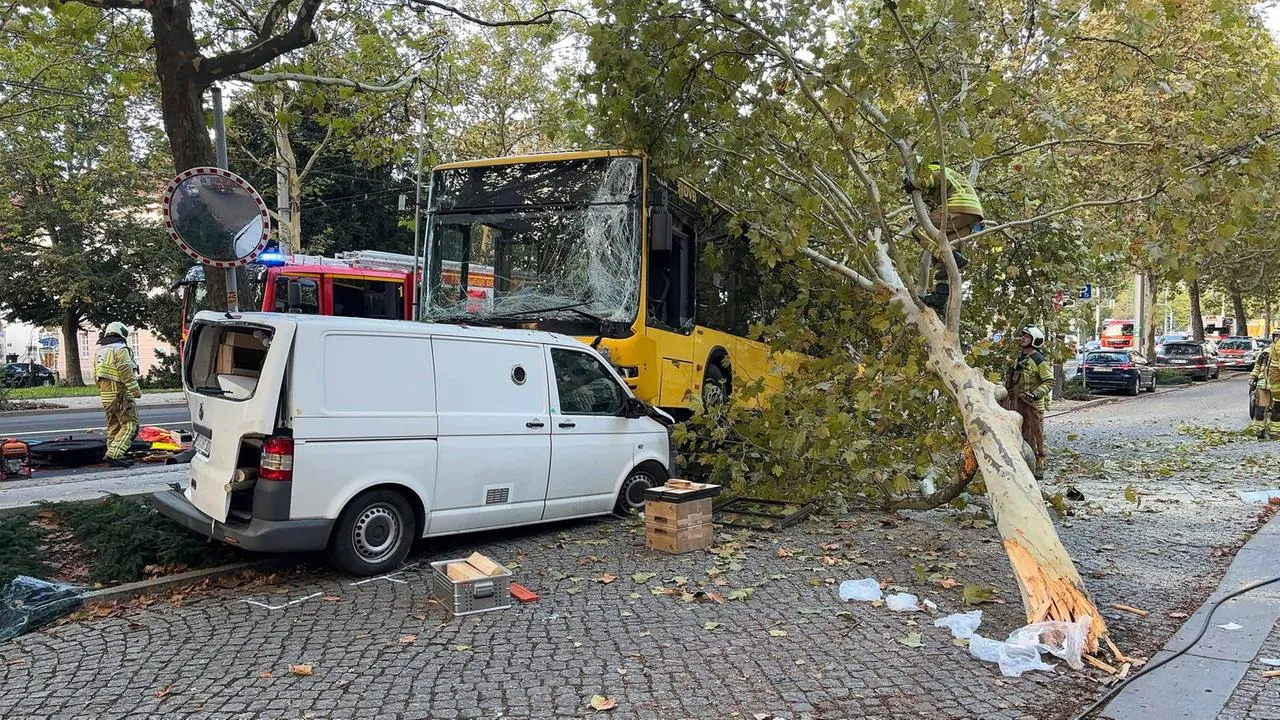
[
  {"xmin": 174, "ymin": 250, "xmax": 496, "ymax": 345},
  {"xmin": 1100, "ymin": 319, "xmax": 1136, "ymax": 349}
]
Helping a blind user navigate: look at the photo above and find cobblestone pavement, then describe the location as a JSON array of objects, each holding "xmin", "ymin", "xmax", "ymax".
[
  {"xmin": 1219, "ymin": 621, "xmax": 1280, "ymax": 720},
  {"xmin": 0, "ymin": 376, "xmax": 1269, "ymax": 720}
]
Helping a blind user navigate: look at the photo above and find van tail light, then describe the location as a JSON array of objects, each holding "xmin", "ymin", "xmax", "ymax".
[{"xmin": 260, "ymin": 435, "xmax": 294, "ymax": 481}]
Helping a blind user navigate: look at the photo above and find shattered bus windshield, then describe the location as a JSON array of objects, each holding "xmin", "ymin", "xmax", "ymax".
[{"xmin": 425, "ymin": 156, "xmax": 642, "ymax": 324}]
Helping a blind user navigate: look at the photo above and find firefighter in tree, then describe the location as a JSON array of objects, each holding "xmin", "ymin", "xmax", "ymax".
[
  {"xmin": 903, "ymin": 161, "xmax": 985, "ymax": 312},
  {"xmin": 96, "ymin": 322, "xmax": 142, "ymax": 468},
  {"xmin": 1003, "ymin": 327, "xmax": 1054, "ymax": 479},
  {"xmin": 1250, "ymin": 330, "xmax": 1280, "ymax": 439}
]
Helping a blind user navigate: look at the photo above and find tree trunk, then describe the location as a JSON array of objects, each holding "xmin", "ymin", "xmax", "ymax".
[
  {"xmin": 1266, "ymin": 291, "xmax": 1272, "ymax": 337},
  {"xmin": 149, "ymin": 0, "xmax": 229, "ymax": 310},
  {"xmin": 1189, "ymin": 278, "xmax": 1205, "ymax": 341},
  {"xmin": 1142, "ymin": 271, "xmax": 1158, "ymax": 358},
  {"xmin": 275, "ymin": 111, "xmax": 295, "ymax": 254},
  {"xmin": 61, "ymin": 307, "xmax": 84, "ymax": 387},
  {"xmin": 1230, "ymin": 279, "xmax": 1248, "ymax": 337},
  {"xmin": 904, "ymin": 289, "xmax": 1107, "ymax": 650}
]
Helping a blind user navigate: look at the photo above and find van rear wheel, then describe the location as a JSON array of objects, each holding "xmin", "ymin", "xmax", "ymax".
[
  {"xmin": 328, "ymin": 489, "xmax": 414, "ymax": 576},
  {"xmin": 615, "ymin": 461, "xmax": 669, "ymax": 515}
]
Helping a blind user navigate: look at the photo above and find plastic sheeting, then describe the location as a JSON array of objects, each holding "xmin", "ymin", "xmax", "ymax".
[{"xmin": 0, "ymin": 576, "xmax": 85, "ymax": 642}]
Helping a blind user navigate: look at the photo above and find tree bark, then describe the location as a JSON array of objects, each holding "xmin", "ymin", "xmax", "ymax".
[
  {"xmin": 900, "ymin": 285, "xmax": 1106, "ymax": 650},
  {"xmin": 1230, "ymin": 279, "xmax": 1248, "ymax": 337},
  {"xmin": 61, "ymin": 307, "xmax": 84, "ymax": 386},
  {"xmin": 1189, "ymin": 278, "xmax": 1205, "ymax": 341}
]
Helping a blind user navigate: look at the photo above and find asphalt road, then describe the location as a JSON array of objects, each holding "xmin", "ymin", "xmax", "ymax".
[{"xmin": 0, "ymin": 405, "xmax": 191, "ymax": 442}]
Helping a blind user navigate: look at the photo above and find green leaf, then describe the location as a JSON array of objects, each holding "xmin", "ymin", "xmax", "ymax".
[
  {"xmin": 632, "ymin": 571, "xmax": 656, "ymax": 584},
  {"xmin": 702, "ymin": 621, "xmax": 721, "ymax": 631},
  {"xmin": 899, "ymin": 632, "xmax": 924, "ymax": 648},
  {"xmin": 1124, "ymin": 484, "xmax": 1138, "ymax": 503},
  {"xmin": 962, "ymin": 584, "xmax": 995, "ymax": 605},
  {"xmin": 727, "ymin": 588, "xmax": 755, "ymax": 601}
]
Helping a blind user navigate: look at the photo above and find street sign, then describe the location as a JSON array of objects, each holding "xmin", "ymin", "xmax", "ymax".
[{"xmin": 1079, "ymin": 284, "xmax": 1093, "ymax": 299}]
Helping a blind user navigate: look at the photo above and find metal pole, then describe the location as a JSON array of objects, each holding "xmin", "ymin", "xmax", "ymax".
[
  {"xmin": 211, "ymin": 85, "xmax": 238, "ymax": 312},
  {"xmin": 410, "ymin": 89, "xmax": 426, "ymax": 322}
]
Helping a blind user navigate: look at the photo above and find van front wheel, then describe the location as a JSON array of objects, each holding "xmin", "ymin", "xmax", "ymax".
[
  {"xmin": 615, "ymin": 461, "xmax": 669, "ymax": 515},
  {"xmin": 328, "ymin": 490, "xmax": 414, "ymax": 576}
]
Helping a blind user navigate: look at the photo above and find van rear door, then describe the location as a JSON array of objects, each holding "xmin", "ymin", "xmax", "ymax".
[{"xmin": 183, "ymin": 313, "xmax": 295, "ymax": 522}]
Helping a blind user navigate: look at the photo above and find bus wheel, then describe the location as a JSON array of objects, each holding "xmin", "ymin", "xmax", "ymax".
[{"xmin": 702, "ymin": 364, "xmax": 728, "ymax": 406}]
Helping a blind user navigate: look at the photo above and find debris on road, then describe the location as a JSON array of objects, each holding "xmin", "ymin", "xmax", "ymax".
[
  {"xmin": 0, "ymin": 575, "xmax": 85, "ymax": 642},
  {"xmin": 838, "ymin": 578, "xmax": 882, "ymax": 602},
  {"xmin": 1110, "ymin": 603, "xmax": 1150, "ymax": 617}
]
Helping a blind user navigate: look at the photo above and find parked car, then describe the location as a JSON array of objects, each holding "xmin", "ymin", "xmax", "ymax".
[
  {"xmin": 1074, "ymin": 340, "xmax": 1102, "ymax": 374},
  {"xmin": 1155, "ymin": 341, "xmax": 1220, "ymax": 380},
  {"xmin": 1081, "ymin": 349, "xmax": 1156, "ymax": 395},
  {"xmin": 1216, "ymin": 337, "xmax": 1259, "ymax": 371},
  {"xmin": 1, "ymin": 362, "xmax": 56, "ymax": 387},
  {"xmin": 154, "ymin": 311, "xmax": 676, "ymax": 576}
]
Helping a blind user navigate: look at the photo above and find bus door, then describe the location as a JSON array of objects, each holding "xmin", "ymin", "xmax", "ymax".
[{"xmin": 646, "ymin": 205, "xmax": 697, "ymax": 407}]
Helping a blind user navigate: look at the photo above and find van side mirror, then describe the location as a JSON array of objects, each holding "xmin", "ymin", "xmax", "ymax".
[
  {"xmin": 620, "ymin": 396, "xmax": 647, "ymax": 419},
  {"xmin": 286, "ymin": 279, "xmax": 302, "ymax": 312}
]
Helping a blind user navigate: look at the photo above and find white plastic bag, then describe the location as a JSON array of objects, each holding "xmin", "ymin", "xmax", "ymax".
[
  {"xmin": 968, "ymin": 633, "xmax": 1056, "ymax": 677},
  {"xmin": 934, "ymin": 610, "xmax": 982, "ymax": 639},
  {"xmin": 885, "ymin": 593, "xmax": 921, "ymax": 612},
  {"xmin": 1006, "ymin": 614, "xmax": 1091, "ymax": 670},
  {"xmin": 838, "ymin": 578, "xmax": 882, "ymax": 602}
]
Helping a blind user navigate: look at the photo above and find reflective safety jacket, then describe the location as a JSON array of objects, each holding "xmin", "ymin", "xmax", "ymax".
[
  {"xmin": 1253, "ymin": 346, "xmax": 1280, "ymax": 391},
  {"xmin": 1007, "ymin": 350, "xmax": 1054, "ymax": 412},
  {"xmin": 95, "ymin": 340, "xmax": 140, "ymax": 398},
  {"xmin": 914, "ymin": 163, "xmax": 985, "ymax": 219}
]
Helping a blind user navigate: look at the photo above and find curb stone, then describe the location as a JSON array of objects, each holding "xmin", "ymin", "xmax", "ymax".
[{"xmin": 82, "ymin": 558, "xmax": 285, "ymax": 603}]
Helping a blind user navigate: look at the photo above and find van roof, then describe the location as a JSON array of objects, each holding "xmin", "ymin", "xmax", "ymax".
[{"xmin": 191, "ymin": 311, "xmax": 590, "ymax": 349}]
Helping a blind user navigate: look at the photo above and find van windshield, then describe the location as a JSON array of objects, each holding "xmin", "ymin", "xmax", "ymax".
[{"xmin": 185, "ymin": 322, "xmax": 274, "ymax": 401}]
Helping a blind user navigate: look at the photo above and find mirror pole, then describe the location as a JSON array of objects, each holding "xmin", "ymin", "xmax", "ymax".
[{"xmin": 211, "ymin": 85, "xmax": 238, "ymax": 312}]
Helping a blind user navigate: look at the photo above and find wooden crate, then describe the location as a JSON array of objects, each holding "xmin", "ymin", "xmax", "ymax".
[
  {"xmin": 645, "ymin": 522, "xmax": 714, "ymax": 554},
  {"xmin": 645, "ymin": 498, "xmax": 713, "ymax": 530}
]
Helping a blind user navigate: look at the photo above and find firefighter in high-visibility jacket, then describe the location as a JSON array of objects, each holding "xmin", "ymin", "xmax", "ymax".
[
  {"xmin": 1002, "ymin": 327, "xmax": 1054, "ymax": 479},
  {"xmin": 96, "ymin": 322, "xmax": 141, "ymax": 468},
  {"xmin": 1250, "ymin": 331, "xmax": 1280, "ymax": 439},
  {"xmin": 903, "ymin": 162, "xmax": 985, "ymax": 312}
]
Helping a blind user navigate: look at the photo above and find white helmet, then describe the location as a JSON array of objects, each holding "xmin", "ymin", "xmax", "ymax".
[
  {"xmin": 1022, "ymin": 326, "xmax": 1045, "ymax": 348},
  {"xmin": 105, "ymin": 321, "xmax": 130, "ymax": 339}
]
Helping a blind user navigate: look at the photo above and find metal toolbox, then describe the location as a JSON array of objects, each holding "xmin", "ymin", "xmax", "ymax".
[{"xmin": 430, "ymin": 558, "xmax": 513, "ymax": 617}]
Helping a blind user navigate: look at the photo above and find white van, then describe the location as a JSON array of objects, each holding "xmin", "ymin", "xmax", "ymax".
[{"xmin": 154, "ymin": 311, "xmax": 674, "ymax": 575}]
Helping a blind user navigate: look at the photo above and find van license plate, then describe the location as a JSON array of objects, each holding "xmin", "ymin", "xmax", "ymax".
[
  {"xmin": 194, "ymin": 433, "xmax": 212, "ymax": 456},
  {"xmin": 1094, "ymin": 368, "xmax": 1111, "ymax": 372}
]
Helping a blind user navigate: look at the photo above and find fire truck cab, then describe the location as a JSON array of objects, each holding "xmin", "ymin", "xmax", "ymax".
[{"xmin": 174, "ymin": 250, "xmax": 425, "ymax": 345}]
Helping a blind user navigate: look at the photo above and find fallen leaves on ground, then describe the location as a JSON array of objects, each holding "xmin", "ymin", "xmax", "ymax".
[
  {"xmin": 899, "ymin": 633, "xmax": 924, "ymax": 648},
  {"xmin": 454, "ymin": 645, "xmax": 471, "ymax": 651},
  {"xmin": 776, "ymin": 547, "xmax": 794, "ymax": 558},
  {"xmin": 632, "ymin": 571, "xmax": 656, "ymax": 583},
  {"xmin": 963, "ymin": 584, "xmax": 995, "ymax": 605},
  {"xmin": 727, "ymin": 588, "xmax": 755, "ymax": 601},
  {"xmin": 322, "ymin": 595, "xmax": 340, "ymax": 602},
  {"xmin": 769, "ymin": 629, "xmax": 788, "ymax": 637},
  {"xmin": 258, "ymin": 671, "xmax": 273, "ymax": 678},
  {"xmin": 399, "ymin": 634, "xmax": 417, "ymax": 644},
  {"xmin": 589, "ymin": 695, "xmax": 617, "ymax": 711},
  {"xmin": 289, "ymin": 664, "xmax": 313, "ymax": 677},
  {"xmin": 939, "ymin": 578, "xmax": 960, "ymax": 589},
  {"xmin": 154, "ymin": 682, "xmax": 177, "ymax": 698},
  {"xmin": 597, "ymin": 573, "xmax": 617, "ymax": 584},
  {"xmin": 706, "ymin": 591, "xmax": 727, "ymax": 605},
  {"xmin": 703, "ymin": 621, "xmax": 721, "ymax": 631}
]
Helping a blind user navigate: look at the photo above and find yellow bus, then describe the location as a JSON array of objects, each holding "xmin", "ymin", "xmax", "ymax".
[{"xmin": 421, "ymin": 149, "xmax": 785, "ymax": 415}]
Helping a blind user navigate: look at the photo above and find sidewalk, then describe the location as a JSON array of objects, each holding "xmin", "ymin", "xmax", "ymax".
[
  {"xmin": 1100, "ymin": 511, "xmax": 1280, "ymax": 719},
  {"xmin": 35, "ymin": 390, "xmax": 187, "ymax": 411},
  {"xmin": 0, "ymin": 464, "xmax": 185, "ymax": 510}
]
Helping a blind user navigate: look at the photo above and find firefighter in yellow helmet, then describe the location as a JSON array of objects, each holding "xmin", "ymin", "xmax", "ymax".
[
  {"xmin": 1250, "ymin": 330, "xmax": 1280, "ymax": 439},
  {"xmin": 1002, "ymin": 326, "xmax": 1054, "ymax": 479},
  {"xmin": 96, "ymin": 321, "xmax": 141, "ymax": 468},
  {"xmin": 903, "ymin": 161, "xmax": 985, "ymax": 312}
]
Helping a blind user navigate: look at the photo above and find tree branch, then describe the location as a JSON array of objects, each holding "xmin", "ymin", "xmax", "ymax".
[
  {"xmin": 405, "ymin": 0, "xmax": 585, "ymax": 27},
  {"xmin": 982, "ymin": 137, "xmax": 1154, "ymax": 164},
  {"xmin": 298, "ymin": 122, "xmax": 334, "ymax": 182},
  {"xmin": 198, "ymin": 0, "xmax": 324, "ymax": 82},
  {"xmin": 62, "ymin": 0, "xmax": 145, "ymax": 8},
  {"xmin": 799, "ymin": 247, "xmax": 876, "ymax": 291},
  {"xmin": 232, "ymin": 70, "xmax": 423, "ymax": 93},
  {"xmin": 966, "ymin": 187, "xmax": 1164, "ymax": 242}
]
